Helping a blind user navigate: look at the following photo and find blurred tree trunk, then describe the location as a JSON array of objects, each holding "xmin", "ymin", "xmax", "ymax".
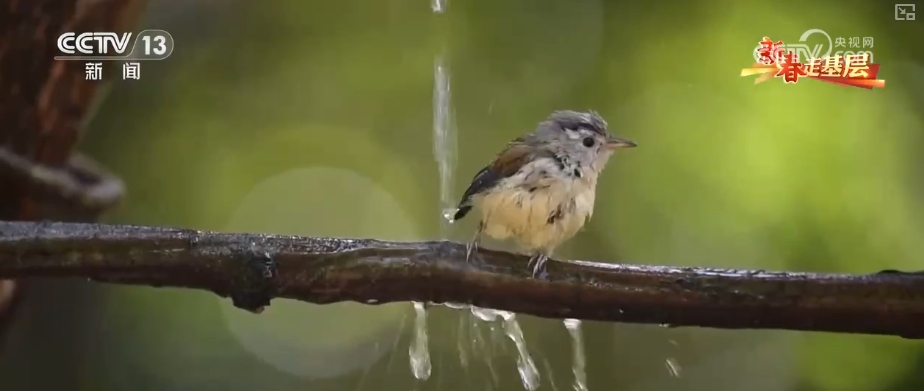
[{"xmin": 0, "ymin": 0, "xmax": 147, "ymax": 365}]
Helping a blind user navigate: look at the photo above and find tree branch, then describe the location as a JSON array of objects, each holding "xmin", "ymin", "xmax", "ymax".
[{"xmin": 1, "ymin": 220, "xmax": 923, "ymax": 338}]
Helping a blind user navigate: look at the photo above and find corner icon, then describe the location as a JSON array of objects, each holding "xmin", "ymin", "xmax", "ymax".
[{"xmin": 895, "ymin": 4, "xmax": 916, "ymax": 20}]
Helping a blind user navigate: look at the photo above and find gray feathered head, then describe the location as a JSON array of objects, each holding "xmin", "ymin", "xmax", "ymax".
[{"xmin": 532, "ymin": 109, "xmax": 636, "ymax": 170}]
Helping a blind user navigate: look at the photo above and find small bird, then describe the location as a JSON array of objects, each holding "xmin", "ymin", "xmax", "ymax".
[{"xmin": 449, "ymin": 110, "xmax": 636, "ymax": 278}]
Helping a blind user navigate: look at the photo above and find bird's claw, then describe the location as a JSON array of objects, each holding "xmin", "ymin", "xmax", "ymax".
[
  {"xmin": 465, "ymin": 241, "xmax": 478, "ymax": 263},
  {"xmin": 528, "ymin": 254, "xmax": 549, "ymax": 280}
]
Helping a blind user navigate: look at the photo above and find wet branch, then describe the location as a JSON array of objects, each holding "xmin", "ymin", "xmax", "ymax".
[{"xmin": 1, "ymin": 220, "xmax": 923, "ymax": 338}]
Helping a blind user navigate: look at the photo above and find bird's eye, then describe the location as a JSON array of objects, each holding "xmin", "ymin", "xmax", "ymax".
[{"xmin": 582, "ymin": 137, "xmax": 595, "ymax": 147}]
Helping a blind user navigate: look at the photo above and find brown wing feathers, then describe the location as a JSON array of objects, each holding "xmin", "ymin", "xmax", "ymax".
[{"xmin": 452, "ymin": 141, "xmax": 533, "ymax": 221}]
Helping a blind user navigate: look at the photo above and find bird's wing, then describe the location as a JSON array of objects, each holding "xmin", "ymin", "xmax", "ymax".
[{"xmin": 452, "ymin": 139, "xmax": 535, "ymax": 221}]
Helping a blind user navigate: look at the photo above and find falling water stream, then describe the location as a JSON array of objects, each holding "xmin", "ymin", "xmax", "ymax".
[
  {"xmin": 563, "ymin": 319, "xmax": 587, "ymax": 391},
  {"xmin": 410, "ymin": 0, "xmax": 678, "ymax": 388},
  {"xmin": 408, "ymin": 0, "xmax": 448, "ymax": 382},
  {"xmin": 409, "ymin": 301, "xmax": 431, "ymax": 380},
  {"xmin": 411, "ymin": 0, "xmax": 584, "ymax": 388},
  {"xmin": 417, "ymin": 0, "xmax": 541, "ymax": 386}
]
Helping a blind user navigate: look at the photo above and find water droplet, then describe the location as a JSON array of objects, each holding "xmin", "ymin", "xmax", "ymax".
[
  {"xmin": 503, "ymin": 313, "xmax": 540, "ymax": 390},
  {"xmin": 441, "ymin": 208, "xmax": 457, "ymax": 223},
  {"xmin": 563, "ymin": 319, "xmax": 588, "ymax": 391},
  {"xmin": 442, "ymin": 302, "xmax": 469, "ymax": 310},
  {"xmin": 431, "ymin": 0, "xmax": 447, "ymax": 13},
  {"xmin": 409, "ymin": 302, "xmax": 431, "ymax": 380},
  {"xmin": 432, "ymin": 54, "xmax": 456, "ymax": 229},
  {"xmin": 471, "ymin": 306, "xmax": 503, "ymax": 322},
  {"xmin": 665, "ymin": 358, "xmax": 682, "ymax": 377},
  {"xmin": 457, "ymin": 315, "xmax": 469, "ymax": 368}
]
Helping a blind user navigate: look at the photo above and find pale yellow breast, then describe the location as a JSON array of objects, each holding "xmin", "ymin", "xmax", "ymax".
[{"xmin": 475, "ymin": 175, "xmax": 597, "ymax": 252}]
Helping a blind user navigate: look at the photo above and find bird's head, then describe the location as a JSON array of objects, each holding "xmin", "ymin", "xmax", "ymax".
[{"xmin": 533, "ymin": 110, "xmax": 636, "ymax": 170}]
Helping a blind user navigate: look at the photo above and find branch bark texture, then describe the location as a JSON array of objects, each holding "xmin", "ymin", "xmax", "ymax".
[{"xmin": 1, "ymin": 221, "xmax": 923, "ymax": 338}]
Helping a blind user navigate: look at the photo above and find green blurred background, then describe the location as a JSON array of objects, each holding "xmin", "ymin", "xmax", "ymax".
[{"xmin": 2, "ymin": 0, "xmax": 924, "ymax": 390}]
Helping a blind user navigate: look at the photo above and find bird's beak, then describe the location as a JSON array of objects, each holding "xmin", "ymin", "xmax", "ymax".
[{"xmin": 605, "ymin": 135, "xmax": 637, "ymax": 150}]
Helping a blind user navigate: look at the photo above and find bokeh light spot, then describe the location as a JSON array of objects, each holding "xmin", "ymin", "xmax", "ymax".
[{"xmin": 219, "ymin": 167, "xmax": 418, "ymax": 379}]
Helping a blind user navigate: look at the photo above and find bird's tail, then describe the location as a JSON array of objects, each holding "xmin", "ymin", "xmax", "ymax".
[{"xmin": 450, "ymin": 205, "xmax": 472, "ymax": 223}]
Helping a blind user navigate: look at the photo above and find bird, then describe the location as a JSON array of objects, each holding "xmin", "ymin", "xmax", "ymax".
[{"xmin": 448, "ymin": 110, "xmax": 636, "ymax": 278}]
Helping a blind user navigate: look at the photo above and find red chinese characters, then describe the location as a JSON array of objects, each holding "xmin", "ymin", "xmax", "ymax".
[
  {"xmin": 742, "ymin": 35, "xmax": 885, "ymax": 89},
  {"xmin": 774, "ymin": 51, "xmax": 807, "ymax": 83},
  {"xmin": 757, "ymin": 36, "xmax": 785, "ymax": 65}
]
